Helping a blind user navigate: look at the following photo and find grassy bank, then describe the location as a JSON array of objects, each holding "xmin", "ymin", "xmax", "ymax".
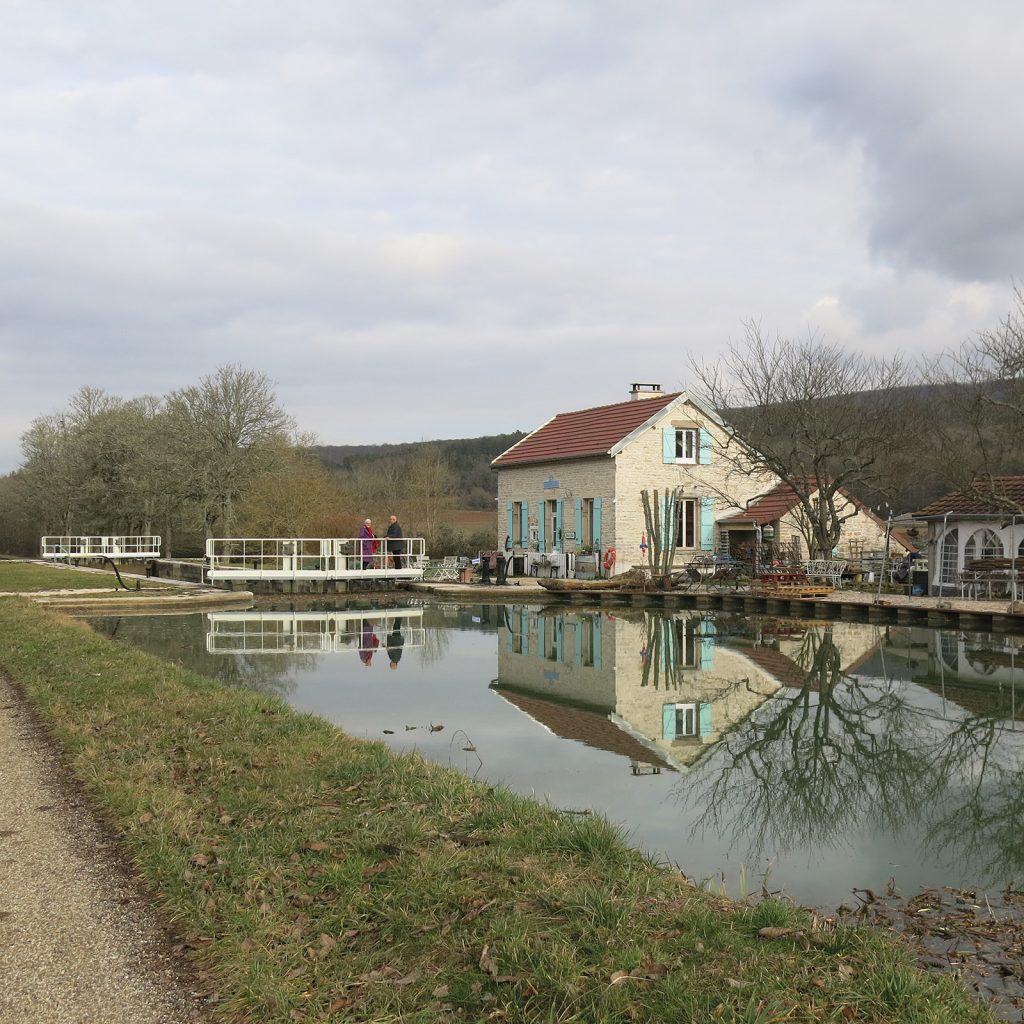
[
  {"xmin": 0, "ymin": 559, "xmax": 163, "ymax": 591},
  {"xmin": 0, "ymin": 598, "xmax": 994, "ymax": 1024}
]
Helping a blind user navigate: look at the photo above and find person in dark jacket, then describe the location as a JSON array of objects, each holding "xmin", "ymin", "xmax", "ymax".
[
  {"xmin": 385, "ymin": 514, "xmax": 404, "ymax": 569},
  {"xmin": 386, "ymin": 624, "xmax": 404, "ymax": 669}
]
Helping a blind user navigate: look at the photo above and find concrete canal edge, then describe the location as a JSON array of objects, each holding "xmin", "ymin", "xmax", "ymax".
[
  {"xmin": 404, "ymin": 579, "xmax": 1024, "ymax": 632},
  {"xmin": 25, "ymin": 588, "xmax": 255, "ymax": 613}
]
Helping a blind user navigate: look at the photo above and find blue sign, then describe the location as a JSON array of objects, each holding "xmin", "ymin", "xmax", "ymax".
[{"xmin": 543, "ymin": 477, "xmax": 560, "ymax": 489}]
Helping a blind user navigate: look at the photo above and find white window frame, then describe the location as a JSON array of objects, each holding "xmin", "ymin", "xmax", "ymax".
[
  {"xmin": 674, "ymin": 428, "xmax": 698, "ymax": 464},
  {"xmin": 673, "ymin": 703, "xmax": 699, "ymax": 737},
  {"xmin": 674, "ymin": 497, "xmax": 698, "ymax": 549}
]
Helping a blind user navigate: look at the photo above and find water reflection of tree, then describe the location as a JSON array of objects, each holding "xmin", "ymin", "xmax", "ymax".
[{"xmin": 680, "ymin": 625, "xmax": 1024, "ymax": 884}]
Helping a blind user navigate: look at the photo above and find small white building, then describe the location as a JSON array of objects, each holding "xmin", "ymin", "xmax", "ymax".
[{"xmin": 913, "ymin": 477, "xmax": 1024, "ymax": 595}]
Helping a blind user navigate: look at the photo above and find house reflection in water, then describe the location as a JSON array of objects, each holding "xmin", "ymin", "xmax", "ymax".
[{"xmin": 493, "ymin": 609, "xmax": 881, "ymax": 773}]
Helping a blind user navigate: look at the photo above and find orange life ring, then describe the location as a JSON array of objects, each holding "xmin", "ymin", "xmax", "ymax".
[{"xmin": 602, "ymin": 547, "xmax": 616, "ymax": 571}]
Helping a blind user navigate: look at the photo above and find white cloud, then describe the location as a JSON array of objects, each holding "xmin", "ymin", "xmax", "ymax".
[{"xmin": 1, "ymin": 0, "xmax": 1022, "ymax": 472}]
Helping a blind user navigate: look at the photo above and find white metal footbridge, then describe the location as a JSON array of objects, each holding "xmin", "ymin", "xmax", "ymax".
[
  {"xmin": 41, "ymin": 536, "xmax": 161, "ymax": 559},
  {"xmin": 205, "ymin": 537, "xmax": 427, "ymax": 582},
  {"xmin": 205, "ymin": 608, "xmax": 426, "ymax": 655}
]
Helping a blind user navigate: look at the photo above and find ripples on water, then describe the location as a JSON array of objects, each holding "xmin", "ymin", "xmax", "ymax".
[{"xmin": 87, "ymin": 600, "xmax": 1024, "ymax": 907}]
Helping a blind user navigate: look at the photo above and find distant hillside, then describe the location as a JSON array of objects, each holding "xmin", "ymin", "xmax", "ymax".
[{"xmin": 316, "ymin": 432, "xmax": 527, "ymax": 510}]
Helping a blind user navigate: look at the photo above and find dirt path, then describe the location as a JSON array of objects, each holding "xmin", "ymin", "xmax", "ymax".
[{"xmin": 0, "ymin": 675, "xmax": 209, "ymax": 1024}]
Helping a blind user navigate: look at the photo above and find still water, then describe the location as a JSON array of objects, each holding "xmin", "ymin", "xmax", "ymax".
[{"xmin": 87, "ymin": 600, "xmax": 1024, "ymax": 908}]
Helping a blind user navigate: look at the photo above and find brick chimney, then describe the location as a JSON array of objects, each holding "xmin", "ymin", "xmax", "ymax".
[{"xmin": 629, "ymin": 383, "xmax": 663, "ymax": 401}]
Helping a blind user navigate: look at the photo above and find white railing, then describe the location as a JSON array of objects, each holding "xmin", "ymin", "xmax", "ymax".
[
  {"xmin": 41, "ymin": 536, "xmax": 161, "ymax": 560},
  {"xmin": 205, "ymin": 608, "xmax": 426, "ymax": 654},
  {"xmin": 205, "ymin": 537, "xmax": 427, "ymax": 580}
]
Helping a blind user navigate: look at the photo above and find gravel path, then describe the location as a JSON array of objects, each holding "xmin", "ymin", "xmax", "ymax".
[{"xmin": 0, "ymin": 675, "xmax": 209, "ymax": 1024}]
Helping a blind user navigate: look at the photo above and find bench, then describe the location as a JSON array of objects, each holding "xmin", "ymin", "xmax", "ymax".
[{"xmin": 803, "ymin": 559, "xmax": 847, "ymax": 588}]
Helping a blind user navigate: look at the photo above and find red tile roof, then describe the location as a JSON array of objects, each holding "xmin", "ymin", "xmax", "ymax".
[
  {"xmin": 492, "ymin": 392, "xmax": 682, "ymax": 467},
  {"xmin": 718, "ymin": 481, "xmax": 804, "ymax": 525},
  {"xmin": 914, "ymin": 477, "xmax": 1024, "ymax": 517},
  {"xmin": 492, "ymin": 686, "xmax": 676, "ymax": 771}
]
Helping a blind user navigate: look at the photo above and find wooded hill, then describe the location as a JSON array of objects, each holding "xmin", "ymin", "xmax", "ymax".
[{"xmin": 316, "ymin": 432, "xmax": 526, "ymax": 510}]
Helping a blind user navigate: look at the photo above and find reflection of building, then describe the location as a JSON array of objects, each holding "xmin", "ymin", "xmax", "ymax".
[
  {"xmin": 865, "ymin": 626, "xmax": 1024, "ymax": 721},
  {"xmin": 494, "ymin": 611, "xmax": 888, "ymax": 772},
  {"xmin": 493, "ymin": 609, "xmax": 814, "ymax": 772},
  {"xmin": 206, "ymin": 608, "xmax": 425, "ymax": 654}
]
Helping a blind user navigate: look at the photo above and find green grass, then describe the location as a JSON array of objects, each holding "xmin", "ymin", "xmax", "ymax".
[
  {"xmin": 0, "ymin": 559, "xmax": 165, "ymax": 592},
  {"xmin": 0, "ymin": 598, "xmax": 996, "ymax": 1024}
]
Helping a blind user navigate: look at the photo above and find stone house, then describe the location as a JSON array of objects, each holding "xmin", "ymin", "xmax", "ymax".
[
  {"xmin": 492, "ymin": 384, "xmax": 773, "ymax": 572},
  {"xmin": 717, "ymin": 480, "xmax": 914, "ymax": 565},
  {"xmin": 912, "ymin": 477, "xmax": 1024, "ymax": 594},
  {"xmin": 492, "ymin": 383, "xmax": 906, "ymax": 573}
]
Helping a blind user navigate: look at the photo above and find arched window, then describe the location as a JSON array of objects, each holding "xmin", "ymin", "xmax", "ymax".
[
  {"xmin": 940, "ymin": 529, "xmax": 959, "ymax": 586},
  {"xmin": 964, "ymin": 528, "xmax": 1003, "ymax": 564},
  {"xmin": 1019, "ymin": 536, "xmax": 1024, "ymax": 559}
]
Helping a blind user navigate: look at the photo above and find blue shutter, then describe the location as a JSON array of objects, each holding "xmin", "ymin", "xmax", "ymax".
[
  {"xmin": 554, "ymin": 616, "xmax": 563, "ymax": 661},
  {"xmin": 556, "ymin": 499, "xmax": 565, "ymax": 552},
  {"xmin": 506, "ymin": 621, "xmax": 513, "ymax": 652},
  {"xmin": 699, "ymin": 703, "xmax": 712, "ymax": 737},
  {"xmin": 700, "ymin": 496, "xmax": 714, "ymax": 550},
  {"xmin": 506, "ymin": 502, "xmax": 513, "ymax": 548},
  {"xmin": 537, "ymin": 502, "xmax": 545, "ymax": 551},
  {"xmin": 699, "ymin": 428, "xmax": 712, "ymax": 464},
  {"xmin": 593, "ymin": 497, "xmax": 602, "ymax": 549},
  {"xmin": 574, "ymin": 622, "xmax": 582, "ymax": 666},
  {"xmin": 593, "ymin": 613, "xmax": 602, "ymax": 670},
  {"xmin": 520, "ymin": 501, "xmax": 529, "ymax": 545},
  {"xmin": 522, "ymin": 610, "xmax": 530, "ymax": 655},
  {"xmin": 662, "ymin": 427, "xmax": 676, "ymax": 463},
  {"xmin": 538, "ymin": 617, "xmax": 545, "ymax": 659},
  {"xmin": 702, "ymin": 616, "xmax": 717, "ymax": 636},
  {"xmin": 662, "ymin": 704, "xmax": 676, "ymax": 740},
  {"xmin": 575, "ymin": 499, "xmax": 583, "ymax": 550},
  {"xmin": 700, "ymin": 637, "xmax": 714, "ymax": 670}
]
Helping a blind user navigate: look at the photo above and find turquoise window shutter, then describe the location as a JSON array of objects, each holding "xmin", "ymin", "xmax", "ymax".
[
  {"xmin": 506, "ymin": 623, "xmax": 513, "ymax": 652},
  {"xmin": 700, "ymin": 496, "xmax": 714, "ymax": 550},
  {"xmin": 506, "ymin": 502, "xmax": 513, "ymax": 546},
  {"xmin": 522, "ymin": 610, "xmax": 530, "ymax": 655},
  {"xmin": 520, "ymin": 501, "xmax": 529, "ymax": 545},
  {"xmin": 702, "ymin": 616, "xmax": 717, "ymax": 636},
  {"xmin": 538, "ymin": 617, "xmax": 546, "ymax": 658},
  {"xmin": 556, "ymin": 499, "xmax": 565, "ymax": 552},
  {"xmin": 662, "ymin": 704, "xmax": 676, "ymax": 740},
  {"xmin": 593, "ymin": 613, "xmax": 602, "ymax": 670},
  {"xmin": 554, "ymin": 617, "xmax": 563, "ymax": 661},
  {"xmin": 537, "ymin": 502, "xmax": 545, "ymax": 551},
  {"xmin": 700, "ymin": 637, "xmax": 714, "ymax": 670},
  {"xmin": 593, "ymin": 497, "xmax": 602, "ymax": 549},
  {"xmin": 662, "ymin": 427, "xmax": 675, "ymax": 463},
  {"xmin": 574, "ymin": 622, "xmax": 582, "ymax": 666},
  {"xmin": 699, "ymin": 703, "xmax": 713, "ymax": 737},
  {"xmin": 575, "ymin": 499, "xmax": 583, "ymax": 548},
  {"xmin": 699, "ymin": 428, "xmax": 712, "ymax": 464}
]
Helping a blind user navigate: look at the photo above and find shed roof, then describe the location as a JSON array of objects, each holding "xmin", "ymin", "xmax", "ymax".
[
  {"xmin": 717, "ymin": 481, "xmax": 804, "ymax": 525},
  {"xmin": 913, "ymin": 477, "xmax": 1024, "ymax": 517},
  {"xmin": 492, "ymin": 391, "xmax": 683, "ymax": 467}
]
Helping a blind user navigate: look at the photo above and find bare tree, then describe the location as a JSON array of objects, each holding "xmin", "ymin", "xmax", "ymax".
[
  {"xmin": 166, "ymin": 365, "xmax": 295, "ymax": 537},
  {"xmin": 691, "ymin": 321, "xmax": 923, "ymax": 558},
  {"xmin": 925, "ymin": 284, "xmax": 1024, "ymax": 513}
]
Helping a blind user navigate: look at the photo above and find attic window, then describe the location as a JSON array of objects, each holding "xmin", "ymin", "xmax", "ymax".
[{"xmin": 674, "ymin": 428, "xmax": 698, "ymax": 464}]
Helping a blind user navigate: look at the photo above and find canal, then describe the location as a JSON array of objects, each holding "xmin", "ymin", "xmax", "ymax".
[{"xmin": 86, "ymin": 598, "xmax": 1024, "ymax": 909}]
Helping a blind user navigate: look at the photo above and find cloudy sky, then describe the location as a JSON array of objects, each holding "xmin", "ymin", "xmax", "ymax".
[{"xmin": 2, "ymin": 1, "xmax": 1023, "ymax": 472}]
